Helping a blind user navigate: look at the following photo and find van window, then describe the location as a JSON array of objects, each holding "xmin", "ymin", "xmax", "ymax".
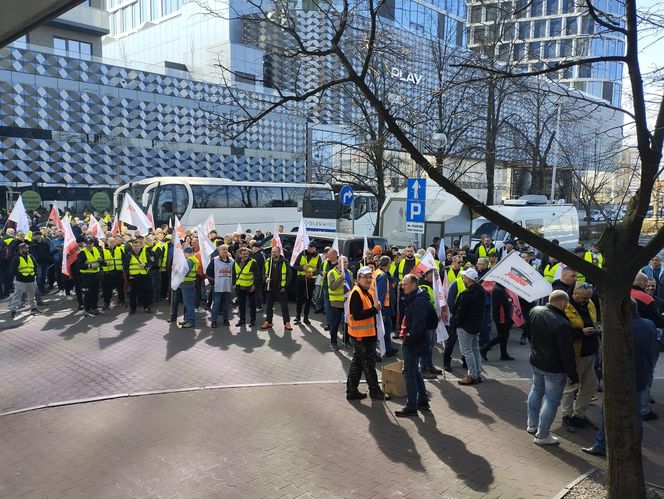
[{"xmin": 524, "ymin": 218, "xmax": 544, "ymax": 236}]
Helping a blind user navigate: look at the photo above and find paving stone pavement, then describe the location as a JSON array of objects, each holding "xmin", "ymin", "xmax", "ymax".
[{"xmin": 1, "ymin": 292, "xmax": 662, "ymax": 498}]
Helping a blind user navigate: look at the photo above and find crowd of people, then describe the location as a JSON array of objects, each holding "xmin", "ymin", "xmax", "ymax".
[{"xmin": 2, "ymin": 213, "xmax": 662, "ymax": 445}]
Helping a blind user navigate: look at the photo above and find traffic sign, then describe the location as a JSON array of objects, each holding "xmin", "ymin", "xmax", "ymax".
[
  {"xmin": 405, "ymin": 178, "xmax": 425, "ymax": 233},
  {"xmin": 339, "ymin": 185, "xmax": 354, "ymax": 206}
]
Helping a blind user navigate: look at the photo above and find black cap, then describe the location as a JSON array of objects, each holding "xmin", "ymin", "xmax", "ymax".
[
  {"xmin": 308, "ymin": 240, "xmax": 316, "ymax": 247},
  {"xmin": 76, "ymin": 235, "xmax": 85, "ymax": 243},
  {"xmin": 251, "ymin": 241, "xmax": 262, "ymax": 248},
  {"xmin": 84, "ymin": 237, "xmax": 95, "ymax": 244}
]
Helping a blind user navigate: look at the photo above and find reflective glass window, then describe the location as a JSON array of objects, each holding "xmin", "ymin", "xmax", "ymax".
[
  {"xmin": 549, "ymin": 18, "xmax": 562, "ymax": 36},
  {"xmin": 531, "ymin": 0, "xmax": 543, "ymax": 17},
  {"xmin": 565, "ymin": 16, "xmax": 577, "ymax": 35},
  {"xmin": 533, "ymin": 20, "xmax": 546, "ymax": 38},
  {"xmin": 546, "ymin": 0, "xmax": 558, "ymax": 15}
]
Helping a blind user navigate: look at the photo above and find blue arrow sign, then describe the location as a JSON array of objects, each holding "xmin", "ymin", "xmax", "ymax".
[
  {"xmin": 339, "ymin": 185, "xmax": 354, "ymax": 206},
  {"xmin": 407, "ymin": 178, "xmax": 426, "ymax": 201}
]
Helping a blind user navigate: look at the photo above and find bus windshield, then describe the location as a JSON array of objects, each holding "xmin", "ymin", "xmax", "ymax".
[{"xmin": 113, "ymin": 182, "xmax": 154, "ymax": 212}]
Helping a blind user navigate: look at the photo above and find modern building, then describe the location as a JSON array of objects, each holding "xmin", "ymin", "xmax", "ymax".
[{"xmin": 465, "ymin": 0, "xmax": 625, "ymax": 107}]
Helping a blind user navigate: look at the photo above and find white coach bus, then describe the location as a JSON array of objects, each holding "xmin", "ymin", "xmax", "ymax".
[{"xmin": 113, "ymin": 177, "xmax": 335, "ymax": 233}]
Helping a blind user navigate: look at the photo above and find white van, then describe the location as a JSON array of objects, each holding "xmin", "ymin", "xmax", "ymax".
[{"xmin": 471, "ymin": 200, "xmax": 579, "ymax": 251}]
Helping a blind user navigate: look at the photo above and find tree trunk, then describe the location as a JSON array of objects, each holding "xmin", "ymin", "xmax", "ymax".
[{"xmin": 597, "ymin": 262, "xmax": 646, "ymax": 498}]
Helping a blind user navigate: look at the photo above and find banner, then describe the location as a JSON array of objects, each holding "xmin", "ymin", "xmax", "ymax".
[
  {"xmin": 8, "ymin": 194, "xmax": 31, "ymax": 234},
  {"xmin": 61, "ymin": 216, "xmax": 79, "ymax": 277},
  {"xmin": 119, "ymin": 193, "xmax": 152, "ymax": 236},
  {"xmin": 480, "ymin": 250, "xmax": 552, "ymax": 302},
  {"xmin": 290, "ymin": 219, "xmax": 310, "ymax": 267}
]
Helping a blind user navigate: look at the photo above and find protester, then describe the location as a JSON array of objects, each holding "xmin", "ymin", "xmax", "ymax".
[
  {"xmin": 293, "ymin": 241, "xmax": 321, "ymax": 325},
  {"xmin": 207, "ymin": 244, "xmax": 234, "ymax": 328},
  {"xmin": 454, "ymin": 268, "xmax": 486, "ymax": 385},
  {"xmin": 346, "ymin": 266, "xmax": 388, "ymax": 401},
  {"xmin": 77, "ymin": 237, "xmax": 102, "ymax": 317},
  {"xmin": 169, "ymin": 246, "xmax": 198, "ymax": 328},
  {"xmin": 395, "ymin": 274, "xmax": 430, "ymax": 417},
  {"xmin": 527, "ymin": 290, "xmax": 579, "ymax": 446},
  {"xmin": 261, "ymin": 246, "xmax": 293, "ymax": 331},
  {"xmin": 326, "ymin": 255, "xmax": 351, "ymax": 351},
  {"xmin": 9, "ymin": 243, "xmax": 41, "ymax": 318},
  {"xmin": 375, "ymin": 255, "xmax": 398, "ymax": 358},
  {"xmin": 481, "ymin": 282, "xmax": 514, "ymax": 361}
]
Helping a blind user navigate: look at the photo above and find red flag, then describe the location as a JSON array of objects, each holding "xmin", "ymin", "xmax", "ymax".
[
  {"xmin": 271, "ymin": 227, "xmax": 284, "ymax": 256},
  {"xmin": 481, "ymin": 280, "xmax": 494, "ymax": 294},
  {"xmin": 506, "ymin": 288, "xmax": 525, "ymax": 327},
  {"xmin": 61, "ymin": 217, "xmax": 80, "ymax": 277},
  {"xmin": 110, "ymin": 214, "xmax": 119, "ymax": 236},
  {"xmin": 49, "ymin": 204, "xmax": 63, "ymax": 230}
]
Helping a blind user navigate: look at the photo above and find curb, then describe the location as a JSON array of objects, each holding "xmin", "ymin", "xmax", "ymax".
[{"xmin": 552, "ymin": 468, "xmax": 598, "ymax": 499}]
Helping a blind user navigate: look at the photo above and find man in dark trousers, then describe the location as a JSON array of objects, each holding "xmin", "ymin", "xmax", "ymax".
[
  {"xmin": 527, "ymin": 290, "xmax": 579, "ymax": 446},
  {"xmin": 233, "ymin": 247, "xmax": 261, "ymax": 327},
  {"xmin": 292, "ymin": 241, "xmax": 321, "ymax": 325},
  {"xmin": 76, "ymin": 237, "xmax": 102, "ymax": 317},
  {"xmin": 250, "ymin": 242, "xmax": 265, "ymax": 311},
  {"xmin": 395, "ymin": 274, "xmax": 430, "ymax": 417},
  {"xmin": 124, "ymin": 239, "xmax": 153, "ymax": 314},
  {"xmin": 346, "ymin": 266, "xmax": 388, "ymax": 401},
  {"xmin": 261, "ymin": 246, "xmax": 293, "ymax": 330}
]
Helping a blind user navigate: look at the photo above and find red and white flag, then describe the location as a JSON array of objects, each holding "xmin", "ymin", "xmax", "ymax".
[
  {"xmin": 411, "ymin": 250, "xmax": 437, "ymax": 279},
  {"xmin": 110, "ymin": 214, "xmax": 120, "ymax": 236},
  {"xmin": 170, "ymin": 236, "xmax": 189, "ymax": 290},
  {"xmin": 290, "ymin": 219, "xmax": 310, "ymax": 267},
  {"xmin": 61, "ymin": 216, "xmax": 80, "ymax": 277},
  {"xmin": 506, "ymin": 288, "xmax": 525, "ymax": 327},
  {"xmin": 48, "ymin": 202, "xmax": 63, "ymax": 230},
  {"xmin": 88, "ymin": 214, "xmax": 105, "ymax": 240},
  {"xmin": 432, "ymin": 270, "xmax": 449, "ymax": 343},
  {"xmin": 146, "ymin": 205, "xmax": 155, "ymax": 230},
  {"xmin": 174, "ymin": 215, "xmax": 186, "ymax": 240},
  {"xmin": 271, "ymin": 226, "xmax": 284, "ymax": 256}
]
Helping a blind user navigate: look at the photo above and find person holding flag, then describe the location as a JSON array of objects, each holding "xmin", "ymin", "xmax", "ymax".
[
  {"xmin": 346, "ymin": 266, "xmax": 388, "ymax": 401},
  {"xmin": 169, "ymin": 245, "xmax": 198, "ymax": 328},
  {"xmin": 261, "ymin": 245, "xmax": 293, "ymax": 331},
  {"xmin": 417, "ymin": 269, "xmax": 444, "ymax": 379},
  {"xmin": 480, "ymin": 282, "xmax": 515, "ymax": 361}
]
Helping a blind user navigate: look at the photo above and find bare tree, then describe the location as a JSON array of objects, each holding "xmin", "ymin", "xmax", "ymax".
[{"xmin": 200, "ymin": 1, "xmax": 663, "ymax": 495}]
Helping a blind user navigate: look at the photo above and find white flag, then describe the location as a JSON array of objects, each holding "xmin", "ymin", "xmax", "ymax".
[
  {"xmin": 88, "ymin": 214, "xmax": 105, "ymax": 240},
  {"xmin": 119, "ymin": 193, "xmax": 152, "ymax": 236},
  {"xmin": 8, "ymin": 195, "xmax": 31, "ymax": 234},
  {"xmin": 196, "ymin": 221, "xmax": 217, "ymax": 273},
  {"xmin": 331, "ymin": 237, "xmax": 339, "ymax": 254},
  {"xmin": 290, "ymin": 219, "xmax": 310, "ymax": 267},
  {"xmin": 205, "ymin": 215, "xmax": 216, "ymax": 233},
  {"xmin": 481, "ymin": 250, "xmax": 552, "ymax": 302},
  {"xmin": 170, "ymin": 237, "xmax": 189, "ymax": 290},
  {"xmin": 236, "ymin": 223, "xmax": 243, "ymax": 234},
  {"xmin": 174, "ymin": 215, "xmax": 186, "ymax": 240},
  {"xmin": 437, "ymin": 238, "xmax": 446, "ymax": 264},
  {"xmin": 271, "ymin": 225, "xmax": 284, "ymax": 256},
  {"xmin": 363, "ymin": 235, "xmax": 369, "ymax": 260}
]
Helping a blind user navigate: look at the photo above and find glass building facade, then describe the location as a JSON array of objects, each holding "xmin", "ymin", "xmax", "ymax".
[{"xmin": 466, "ymin": 0, "xmax": 625, "ymax": 106}]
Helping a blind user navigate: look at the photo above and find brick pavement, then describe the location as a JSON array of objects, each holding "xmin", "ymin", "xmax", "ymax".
[{"xmin": 1, "ymin": 292, "xmax": 663, "ymax": 498}]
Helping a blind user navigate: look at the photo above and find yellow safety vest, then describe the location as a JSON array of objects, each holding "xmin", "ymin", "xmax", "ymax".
[
  {"xmin": 102, "ymin": 246, "xmax": 124, "ymax": 272},
  {"xmin": 127, "ymin": 248, "xmax": 149, "ymax": 276},
  {"xmin": 159, "ymin": 242, "xmax": 169, "ymax": 270},
  {"xmin": 234, "ymin": 259, "xmax": 255, "ymax": 288},
  {"xmin": 446, "ymin": 267, "xmax": 461, "ymax": 285},
  {"xmin": 184, "ymin": 256, "xmax": 198, "ymax": 282},
  {"xmin": 17, "ymin": 255, "xmax": 35, "ymax": 278},
  {"xmin": 327, "ymin": 268, "xmax": 345, "ymax": 305},
  {"xmin": 478, "ymin": 245, "xmax": 497, "ymax": 257},
  {"xmin": 297, "ymin": 253, "xmax": 320, "ymax": 278},
  {"xmin": 543, "ymin": 263, "xmax": 559, "ymax": 283},
  {"xmin": 397, "ymin": 257, "xmax": 420, "ymax": 281},
  {"xmin": 79, "ymin": 247, "xmax": 101, "ymax": 274},
  {"xmin": 419, "ymin": 283, "xmax": 434, "ymax": 304},
  {"xmin": 264, "ymin": 258, "xmax": 287, "ymax": 287},
  {"xmin": 374, "ymin": 268, "xmax": 391, "ymax": 307}
]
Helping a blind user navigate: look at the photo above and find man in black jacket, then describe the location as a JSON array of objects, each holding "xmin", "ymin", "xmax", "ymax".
[
  {"xmin": 395, "ymin": 274, "xmax": 431, "ymax": 417},
  {"xmin": 527, "ymin": 290, "xmax": 580, "ymax": 446},
  {"xmin": 454, "ymin": 268, "xmax": 486, "ymax": 385},
  {"xmin": 29, "ymin": 232, "xmax": 52, "ymax": 299}
]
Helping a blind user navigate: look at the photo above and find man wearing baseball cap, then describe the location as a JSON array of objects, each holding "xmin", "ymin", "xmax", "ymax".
[
  {"xmin": 346, "ymin": 266, "xmax": 389, "ymax": 401},
  {"xmin": 453, "ymin": 267, "xmax": 487, "ymax": 385}
]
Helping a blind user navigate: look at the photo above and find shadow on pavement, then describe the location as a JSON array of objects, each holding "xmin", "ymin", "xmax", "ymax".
[
  {"xmin": 98, "ymin": 314, "xmax": 149, "ymax": 349},
  {"xmin": 415, "ymin": 412, "xmax": 495, "ymax": 493},
  {"xmin": 352, "ymin": 401, "xmax": 425, "ymax": 472},
  {"xmin": 163, "ymin": 327, "xmax": 196, "ymax": 360},
  {"xmin": 267, "ymin": 329, "xmax": 302, "ymax": 358},
  {"xmin": 437, "ymin": 382, "xmax": 497, "ymax": 427}
]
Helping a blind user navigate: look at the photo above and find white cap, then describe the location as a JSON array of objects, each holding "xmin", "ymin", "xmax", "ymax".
[
  {"xmin": 461, "ymin": 268, "xmax": 479, "ymax": 281},
  {"xmin": 357, "ymin": 266, "xmax": 373, "ymax": 277}
]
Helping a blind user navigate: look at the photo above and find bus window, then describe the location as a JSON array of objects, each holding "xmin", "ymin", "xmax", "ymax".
[
  {"xmin": 228, "ymin": 186, "xmax": 257, "ymax": 208},
  {"xmin": 305, "ymin": 187, "xmax": 333, "ymax": 200},
  {"xmin": 173, "ymin": 184, "xmax": 189, "ymax": 219},
  {"xmin": 255, "ymin": 186, "xmax": 284, "ymax": 208},
  {"xmin": 155, "ymin": 185, "xmax": 174, "ymax": 225},
  {"xmin": 190, "ymin": 185, "xmax": 228, "ymax": 208}
]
